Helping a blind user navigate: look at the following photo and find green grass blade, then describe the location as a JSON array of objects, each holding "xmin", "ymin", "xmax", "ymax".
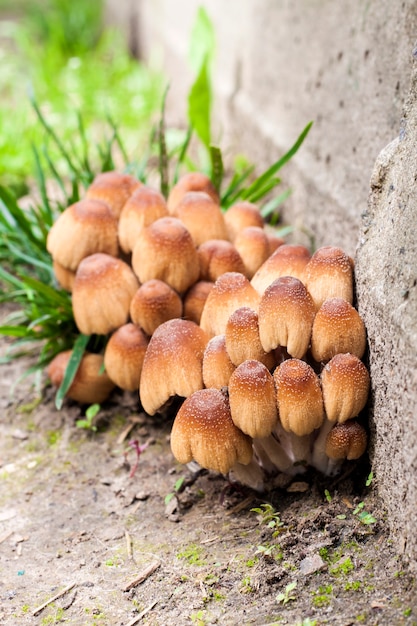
[
  {"xmin": 260, "ymin": 189, "xmax": 292, "ymax": 219},
  {"xmin": 18, "ymin": 275, "xmax": 72, "ymax": 310},
  {"xmin": 240, "ymin": 121, "xmax": 313, "ymax": 201},
  {"xmin": 158, "ymin": 86, "xmax": 170, "ymax": 198},
  {"xmin": 188, "ymin": 56, "xmax": 211, "ymax": 150},
  {"xmin": 210, "ymin": 145, "xmax": 224, "ymax": 193},
  {"xmin": 173, "ymin": 127, "xmax": 193, "ymax": 184},
  {"xmin": 221, "ymin": 165, "xmax": 256, "ymax": 207},
  {"xmin": 55, "ymin": 333, "xmax": 90, "ymax": 410}
]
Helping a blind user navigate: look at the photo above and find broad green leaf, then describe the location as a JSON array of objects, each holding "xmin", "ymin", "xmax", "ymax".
[
  {"xmin": 55, "ymin": 333, "xmax": 90, "ymax": 410},
  {"xmin": 188, "ymin": 56, "xmax": 211, "ymax": 149},
  {"xmin": 188, "ymin": 7, "xmax": 215, "ymax": 73}
]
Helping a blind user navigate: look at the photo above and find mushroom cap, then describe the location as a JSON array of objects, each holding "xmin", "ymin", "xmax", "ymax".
[
  {"xmin": 167, "ymin": 172, "xmax": 220, "ymax": 214},
  {"xmin": 223, "ymin": 201, "xmax": 264, "ymax": 242},
  {"xmin": 139, "ymin": 319, "xmax": 208, "ymax": 415},
  {"xmin": 304, "ymin": 246, "xmax": 354, "ymax": 310},
  {"xmin": 175, "ymin": 191, "xmax": 228, "ymax": 246},
  {"xmin": 131, "ymin": 217, "xmax": 200, "ymax": 294},
  {"xmin": 103, "ymin": 323, "xmax": 149, "ymax": 391},
  {"xmin": 321, "ymin": 353, "xmax": 370, "ymax": 423},
  {"xmin": 118, "ymin": 185, "xmax": 168, "ymax": 254},
  {"xmin": 198, "ymin": 239, "xmax": 247, "ymax": 282},
  {"xmin": 170, "ymin": 388, "xmax": 253, "ymax": 474},
  {"xmin": 183, "ymin": 280, "xmax": 214, "ymax": 325},
  {"xmin": 225, "ymin": 306, "xmax": 275, "ymax": 369},
  {"xmin": 46, "ymin": 199, "xmax": 119, "ymax": 271},
  {"xmin": 199, "ymin": 272, "xmax": 261, "ymax": 338},
  {"xmin": 85, "ymin": 171, "xmax": 141, "ymax": 217},
  {"xmin": 72, "ymin": 253, "xmax": 139, "ymax": 335},
  {"xmin": 258, "ymin": 276, "xmax": 316, "ymax": 359},
  {"xmin": 52, "ymin": 259, "xmax": 75, "ymax": 292},
  {"xmin": 310, "ymin": 298, "xmax": 367, "ymax": 362},
  {"xmin": 229, "ymin": 359, "xmax": 278, "ymax": 438},
  {"xmin": 251, "ymin": 243, "xmax": 311, "ymax": 294},
  {"xmin": 265, "ymin": 231, "xmax": 285, "ymax": 255},
  {"xmin": 274, "ymin": 358, "xmax": 324, "ymax": 436},
  {"xmin": 47, "ymin": 350, "xmax": 115, "ymax": 404},
  {"xmin": 325, "ymin": 420, "xmax": 367, "ymax": 460},
  {"xmin": 202, "ymin": 335, "xmax": 236, "ymax": 389},
  {"xmin": 234, "ymin": 226, "xmax": 271, "ymax": 279},
  {"xmin": 130, "ymin": 279, "xmax": 183, "ymax": 336}
]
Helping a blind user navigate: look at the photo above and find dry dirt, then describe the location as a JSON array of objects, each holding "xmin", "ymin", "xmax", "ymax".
[{"xmin": 0, "ymin": 337, "xmax": 416, "ymax": 626}]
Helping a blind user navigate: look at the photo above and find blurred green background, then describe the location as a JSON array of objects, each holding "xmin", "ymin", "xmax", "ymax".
[{"xmin": 0, "ymin": 0, "xmax": 164, "ymax": 194}]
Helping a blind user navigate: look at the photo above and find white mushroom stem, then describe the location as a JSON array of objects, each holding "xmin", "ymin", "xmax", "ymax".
[
  {"xmin": 253, "ymin": 434, "xmax": 297, "ymax": 475},
  {"xmin": 229, "ymin": 458, "xmax": 266, "ymax": 492},
  {"xmin": 325, "ymin": 458, "xmax": 344, "ymax": 477},
  {"xmin": 286, "ymin": 432, "xmax": 313, "ymax": 466},
  {"xmin": 310, "ymin": 419, "xmax": 336, "ymax": 474}
]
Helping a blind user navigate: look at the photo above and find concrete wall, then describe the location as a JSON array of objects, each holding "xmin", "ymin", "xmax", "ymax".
[{"xmin": 105, "ymin": 0, "xmax": 417, "ymax": 571}]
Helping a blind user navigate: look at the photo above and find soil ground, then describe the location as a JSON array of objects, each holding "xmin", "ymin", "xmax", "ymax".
[{"xmin": 0, "ymin": 337, "xmax": 416, "ymax": 626}]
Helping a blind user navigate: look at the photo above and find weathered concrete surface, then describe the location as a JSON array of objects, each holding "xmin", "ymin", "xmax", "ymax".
[{"xmin": 356, "ymin": 60, "xmax": 417, "ymax": 571}]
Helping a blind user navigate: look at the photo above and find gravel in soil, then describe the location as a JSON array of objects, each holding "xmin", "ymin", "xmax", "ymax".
[{"xmin": 0, "ymin": 347, "xmax": 416, "ymax": 626}]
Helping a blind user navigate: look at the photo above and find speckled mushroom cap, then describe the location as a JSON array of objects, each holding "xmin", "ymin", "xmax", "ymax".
[
  {"xmin": 228, "ymin": 359, "xmax": 278, "ymax": 438},
  {"xmin": 274, "ymin": 358, "xmax": 324, "ymax": 436},
  {"xmin": 131, "ymin": 217, "xmax": 200, "ymax": 294},
  {"xmin": 223, "ymin": 201, "xmax": 265, "ymax": 242},
  {"xmin": 258, "ymin": 276, "xmax": 316, "ymax": 359},
  {"xmin": 198, "ymin": 239, "xmax": 247, "ymax": 282},
  {"xmin": 321, "ymin": 353, "xmax": 370, "ymax": 423},
  {"xmin": 129, "ymin": 279, "xmax": 183, "ymax": 336},
  {"xmin": 234, "ymin": 226, "xmax": 271, "ymax": 279},
  {"xmin": 46, "ymin": 199, "xmax": 119, "ymax": 271},
  {"xmin": 325, "ymin": 420, "xmax": 367, "ymax": 460},
  {"xmin": 85, "ymin": 171, "xmax": 141, "ymax": 217},
  {"xmin": 251, "ymin": 244, "xmax": 311, "ymax": 294},
  {"xmin": 310, "ymin": 297, "xmax": 367, "ymax": 362},
  {"xmin": 225, "ymin": 306, "xmax": 276, "ymax": 369},
  {"xmin": 199, "ymin": 272, "xmax": 261, "ymax": 338},
  {"xmin": 202, "ymin": 335, "xmax": 236, "ymax": 389},
  {"xmin": 72, "ymin": 253, "xmax": 139, "ymax": 335},
  {"xmin": 103, "ymin": 323, "xmax": 149, "ymax": 391},
  {"xmin": 183, "ymin": 281, "xmax": 214, "ymax": 325},
  {"xmin": 167, "ymin": 172, "xmax": 220, "ymax": 215},
  {"xmin": 175, "ymin": 192, "xmax": 228, "ymax": 246},
  {"xmin": 170, "ymin": 388, "xmax": 253, "ymax": 474},
  {"xmin": 118, "ymin": 186, "xmax": 168, "ymax": 254},
  {"xmin": 47, "ymin": 350, "xmax": 115, "ymax": 404},
  {"xmin": 139, "ymin": 319, "xmax": 208, "ymax": 416},
  {"xmin": 303, "ymin": 245, "xmax": 354, "ymax": 311}
]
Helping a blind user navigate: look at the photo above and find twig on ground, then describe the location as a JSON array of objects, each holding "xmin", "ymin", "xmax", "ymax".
[
  {"xmin": 123, "ymin": 561, "xmax": 160, "ymax": 592},
  {"xmin": 125, "ymin": 530, "xmax": 133, "ymax": 559},
  {"xmin": 32, "ymin": 582, "xmax": 76, "ymax": 616},
  {"xmin": 126, "ymin": 600, "xmax": 158, "ymax": 626},
  {"xmin": 0, "ymin": 530, "xmax": 14, "ymax": 544}
]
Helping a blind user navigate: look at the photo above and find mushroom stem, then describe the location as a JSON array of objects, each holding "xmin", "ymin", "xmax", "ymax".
[
  {"xmin": 253, "ymin": 434, "xmax": 296, "ymax": 475},
  {"xmin": 325, "ymin": 458, "xmax": 344, "ymax": 477},
  {"xmin": 229, "ymin": 457, "xmax": 266, "ymax": 492},
  {"xmin": 287, "ymin": 432, "xmax": 312, "ymax": 466},
  {"xmin": 311, "ymin": 419, "xmax": 335, "ymax": 474}
]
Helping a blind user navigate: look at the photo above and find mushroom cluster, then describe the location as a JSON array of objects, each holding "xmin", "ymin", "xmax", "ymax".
[{"xmin": 45, "ymin": 170, "xmax": 370, "ymax": 489}]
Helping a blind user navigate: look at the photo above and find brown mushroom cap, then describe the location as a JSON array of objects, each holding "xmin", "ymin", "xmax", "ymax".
[
  {"xmin": 251, "ymin": 244, "xmax": 311, "ymax": 294},
  {"xmin": 198, "ymin": 239, "xmax": 247, "ymax": 281},
  {"xmin": 200, "ymin": 272, "xmax": 261, "ymax": 338},
  {"xmin": 85, "ymin": 171, "xmax": 141, "ymax": 217},
  {"xmin": 175, "ymin": 192, "xmax": 228, "ymax": 246},
  {"xmin": 229, "ymin": 359, "xmax": 278, "ymax": 438},
  {"xmin": 321, "ymin": 353, "xmax": 370, "ymax": 423},
  {"xmin": 310, "ymin": 298, "xmax": 367, "ymax": 362},
  {"xmin": 202, "ymin": 335, "xmax": 236, "ymax": 389},
  {"xmin": 304, "ymin": 245, "xmax": 354, "ymax": 310},
  {"xmin": 183, "ymin": 281, "xmax": 214, "ymax": 325},
  {"xmin": 167, "ymin": 172, "xmax": 220, "ymax": 214},
  {"xmin": 234, "ymin": 226, "xmax": 271, "ymax": 279},
  {"xmin": 46, "ymin": 199, "xmax": 119, "ymax": 271},
  {"xmin": 325, "ymin": 420, "xmax": 367, "ymax": 460},
  {"xmin": 52, "ymin": 260, "xmax": 75, "ymax": 292},
  {"xmin": 47, "ymin": 350, "xmax": 115, "ymax": 404},
  {"xmin": 139, "ymin": 319, "xmax": 208, "ymax": 415},
  {"xmin": 72, "ymin": 253, "xmax": 139, "ymax": 335},
  {"xmin": 170, "ymin": 388, "xmax": 253, "ymax": 474},
  {"xmin": 223, "ymin": 201, "xmax": 264, "ymax": 242},
  {"xmin": 103, "ymin": 323, "xmax": 149, "ymax": 391},
  {"xmin": 130, "ymin": 279, "xmax": 183, "ymax": 336},
  {"xmin": 225, "ymin": 306, "xmax": 275, "ymax": 369},
  {"xmin": 258, "ymin": 276, "xmax": 316, "ymax": 359},
  {"xmin": 274, "ymin": 358, "xmax": 324, "ymax": 436},
  {"xmin": 131, "ymin": 217, "xmax": 200, "ymax": 294},
  {"xmin": 118, "ymin": 186, "xmax": 168, "ymax": 254}
]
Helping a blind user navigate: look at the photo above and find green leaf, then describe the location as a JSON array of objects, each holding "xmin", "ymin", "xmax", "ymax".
[
  {"xmin": 55, "ymin": 333, "xmax": 90, "ymax": 410},
  {"xmin": 188, "ymin": 56, "xmax": 211, "ymax": 149},
  {"xmin": 209, "ymin": 145, "xmax": 224, "ymax": 193},
  {"xmin": 260, "ymin": 189, "xmax": 292, "ymax": 218},
  {"xmin": 188, "ymin": 6, "xmax": 215, "ymax": 73},
  {"xmin": 158, "ymin": 86, "xmax": 170, "ymax": 198}
]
